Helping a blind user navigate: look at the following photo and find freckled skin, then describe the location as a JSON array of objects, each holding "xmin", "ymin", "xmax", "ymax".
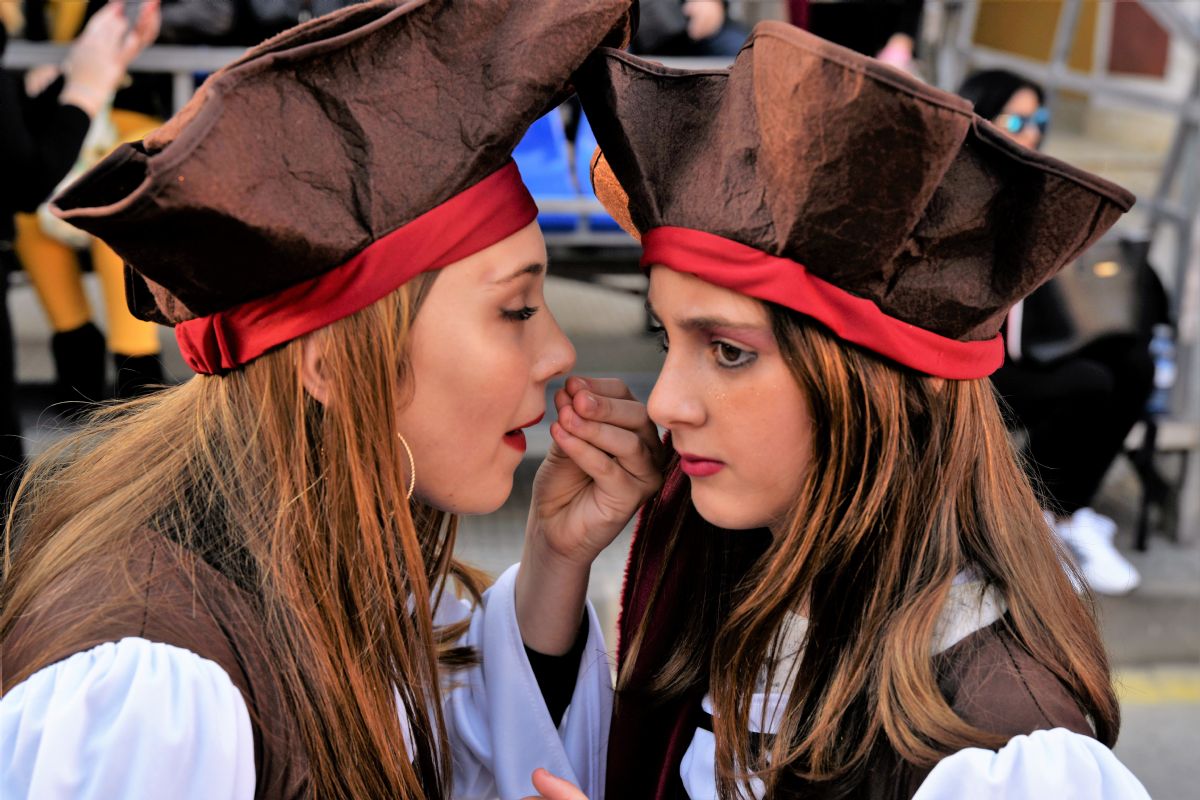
[
  {"xmin": 647, "ymin": 267, "xmax": 814, "ymax": 531},
  {"xmin": 397, "ymin": 222, "xmax": 576, "ymax": 515}
]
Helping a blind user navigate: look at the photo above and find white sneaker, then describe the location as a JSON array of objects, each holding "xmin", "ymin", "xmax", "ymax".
[
  {"xmin": 1072, "ymin": 507, "xmax": 1118, "ymax": 540},
  {"xmin": 1052, "ymin": 508, "xmax": 1141, "ymax": 596}
]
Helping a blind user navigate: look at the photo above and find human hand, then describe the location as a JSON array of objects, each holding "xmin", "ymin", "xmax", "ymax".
[
  {"xmin": 531, "ymin": 376, "xmax": 664, "ymax": 569},
  {"xmin": 24, "ymin": 64, "xmax": 62, "ymax": 97},
  {"xmin": 515, "ymin": 377, "xmax": 664, "ymax": 654},
  {"xmin": 61, "ymin": 1, "xmax": 161, "ymax": 116},
  {"xmin": 683, "ymin": 0, "xmax": 725, "ymax": 42},
  {"xmin": 521, "ymin": 768, "xmax": 589, "ymax": 800}
]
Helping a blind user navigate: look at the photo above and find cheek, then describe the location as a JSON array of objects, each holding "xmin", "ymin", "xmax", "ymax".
[
  {"xmin": 401, "ymin": 329, "xmax": 532, "ymax": 510},
  {"xmin": 721, "ymin": 373, "xmax": 811, "ymax": 519}
]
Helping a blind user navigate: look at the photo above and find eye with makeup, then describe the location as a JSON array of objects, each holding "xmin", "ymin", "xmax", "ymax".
[
  {"xmin": 495, "ymin": 262, "xmax": 546, "ymax": 323},
  {"xmin": 501, "ymin": 305, "xmax": 540, "ymax": 322},
  {"xmin": 713, "ymin": 339, "xmax": 756, "ymax": 369}
]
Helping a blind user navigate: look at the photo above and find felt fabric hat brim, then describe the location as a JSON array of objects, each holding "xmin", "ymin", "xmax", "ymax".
[
  {"xmin": 579, "ymin": 22, "xmax": 1134, "ymax": 377},
  {"xmin": 52, "ymin": 0, "xmax": 634, "ymax": 325}
]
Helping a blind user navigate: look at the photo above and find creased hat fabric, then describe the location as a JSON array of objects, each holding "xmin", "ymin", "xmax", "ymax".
[
  {"xmin": 579, "ymin": 22, "xmax": 1135, "ymax": 378},
  {"xmin": 51, "ymin": 0, "xmax": 633, "ymax": 372}
]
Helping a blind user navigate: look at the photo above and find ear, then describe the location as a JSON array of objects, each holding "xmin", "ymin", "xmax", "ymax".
[{"xmin": 300, "ymin": 333, "xmax": 332, "ymax": 406}]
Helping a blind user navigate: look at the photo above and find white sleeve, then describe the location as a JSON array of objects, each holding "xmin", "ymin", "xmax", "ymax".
[
  {"xmin": 1, "ymin": 637, "xmax": 256, "ymax": 800},
  {"xmin": 439, "ymin": 563, "xmax": 613, "ymax": 800},
  {"xmin": 912, "ymin": 728, "xmax": 1150, "ymax": 800}
]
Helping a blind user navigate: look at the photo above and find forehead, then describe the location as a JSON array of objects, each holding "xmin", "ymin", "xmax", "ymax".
[
  {"xmin": 647, "ymin": 266, "xmax": 768, "ymax": 324},
  {"xmin": 435, "ymin": 221, "xmax": 548, "ymax": 288},
  {"xmin": 1002, "ymin": 87, "xmax": 1041, "ymax": 114}
]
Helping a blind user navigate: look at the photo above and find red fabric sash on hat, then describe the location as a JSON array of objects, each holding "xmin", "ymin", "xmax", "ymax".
[
  {"xmin": 176, "ymin": 161, "xmax": 538, "ymax": 374},
  {"xmin": 640, "ymin": 227, "xmax": 1004, "ymax": 380}
]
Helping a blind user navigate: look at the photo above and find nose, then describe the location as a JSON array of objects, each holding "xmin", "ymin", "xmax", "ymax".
[
  {"xmin": 533, "ymin": 310, "xmax": 576, "ymax": 383},
  {"xmin": 647, "ymin": 352, "xmax": 704, "ymax": 431}
]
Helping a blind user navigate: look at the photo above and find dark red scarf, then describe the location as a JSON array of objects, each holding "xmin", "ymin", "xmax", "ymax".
[{"xmin": 606, "ymin": 458, "xmax": 770, "ymax": 798}]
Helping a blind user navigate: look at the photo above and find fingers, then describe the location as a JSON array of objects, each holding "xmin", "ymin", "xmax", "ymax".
[
  {"xmin": 561, "ymin": 377, "xmax": 665, "ymax": 466},
  {"xmin": 558, "ymin": 405, "xmax": 645, "ymax": 465},
  {"xmin": 121, "ymin": 1, "xmax": 161, "ymax": 62},
  {"xmin": 530, "ymin": 768, "xmax": 589, "ymax": 800},
  {"xmin": 571, "ymin": 391, "xmax": 646, "ymax": 433},
  {"xmin": 553, "ymin": 411, "xmax": 660, "ymax": 496},
  {"xmin": 134, "ymin": 0, "xmax": 163, "ymax": 48},
  {"xmin": 564, "ymin": 375, "xmax": 635, "ymax": 402},
  {"xmin": 549, "ymin": 420, "xmax": 627, "ymax": 487}
]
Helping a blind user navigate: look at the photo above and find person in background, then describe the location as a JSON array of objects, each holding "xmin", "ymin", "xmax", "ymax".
[
  {"xmin": 791, "ymin": 0, "xmax": 924, "ymax": 72},
  {"xmin": 631, "ymin": 0, "xmax": 748, "ymax": 58},
  {"xmin": 0, "ymin": 1, "xmax": 159, "ymax": 496},
  {"xmin": 958, "ymin": 69, "xmax": 1152, "ymax": 595},
  {"xmin": 14, "ymin": 0, "xmax": 173, "ymax": 405}
]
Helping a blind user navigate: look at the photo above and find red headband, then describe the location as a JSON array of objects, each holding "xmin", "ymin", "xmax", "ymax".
[
  {"xmin": 641, "ymin": 227, "xmax": 1004, "ymax": 379},
  {"xmin": 175, "ymin": 161, "xmax": 538, "ymax": 374}
]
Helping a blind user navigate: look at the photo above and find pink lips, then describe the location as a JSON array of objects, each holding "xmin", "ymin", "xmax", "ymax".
[
  {"xmin": 677, "ymin": 451, "xmax": 725, "ymax": 477},
  {"xmin": 503, "ymin": 413, "xmax": 544, "ymax": 452}
]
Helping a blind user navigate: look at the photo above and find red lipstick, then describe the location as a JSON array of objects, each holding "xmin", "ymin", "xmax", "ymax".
[
  {"xmin": 503, "ymin": 413, "xmax": 544, "ymax": 452},
  {"xmin": 677, "ymin": 451, "xmax": 725, "ymax": 477}
]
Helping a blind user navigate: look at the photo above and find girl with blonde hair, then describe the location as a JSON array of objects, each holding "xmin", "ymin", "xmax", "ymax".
[{"xmin": 1, "ymin": 3, "xmax": 659, "ymax": 799}]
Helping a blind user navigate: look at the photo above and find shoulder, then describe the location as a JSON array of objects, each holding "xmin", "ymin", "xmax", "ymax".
[
  {"xmin": 1, "ymin": 637, "xmax": 256, "ymax": 800},
  {"xmin": 3, "ymin": 528, "xmax": 263, "ymax": 695},
  {"xmin": 912, "ymin": 728, "xmax": 1149, "ymax": 800},
  {"xmin": 938, "ymin": 620, "xmax": 1093, "ymax": 738}
]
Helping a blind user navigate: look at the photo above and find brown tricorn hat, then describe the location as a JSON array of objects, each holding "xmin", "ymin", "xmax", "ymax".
[
  {"xmin": 578, "ymin": 22, "xmax": 1135, "ymax": 379},
  {"xmin": 51, "ymin": 0, "xmax": 633, "ymax": 374}
]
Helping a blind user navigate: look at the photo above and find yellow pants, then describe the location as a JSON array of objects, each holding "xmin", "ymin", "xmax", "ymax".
[{"xmin": 14, "ymin": 109, "xmax": 162, "ymax": 357}]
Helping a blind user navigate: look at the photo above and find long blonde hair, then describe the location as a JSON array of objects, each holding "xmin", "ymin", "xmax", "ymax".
[
  {"xmin": 2, "ymin": 274, "xmax": 487, "ymax": 799},
  {"xmin": 619, "ymin": 307, "xmax": 1118, "ymax": 797}
]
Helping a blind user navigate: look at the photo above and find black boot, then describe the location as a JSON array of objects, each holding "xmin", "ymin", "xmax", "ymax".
[
  {"xmin": 113, "ymin": 353, "xmax": 165, "ymax": 399},
  {"xmin": 51, "ymin": 322, "xmax": 108, "ymax": 413}
]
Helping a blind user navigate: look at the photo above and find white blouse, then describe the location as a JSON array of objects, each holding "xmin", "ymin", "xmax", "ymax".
[
  {"xmin": 0, "ymin": 564, "xmax": 613, "ymax": 800},
  {"xmin": 678, "ymin": 579, "xmax": 1150, "ymax": 800}
]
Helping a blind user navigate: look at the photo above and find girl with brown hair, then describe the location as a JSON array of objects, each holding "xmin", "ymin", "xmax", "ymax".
[
  {"xmin": 553, "ymin": 21, "xmax": 1152, "ymax": 800},
  {"xmin": 0, "ymin": 2, "xmax": 661, "ymax": 799}
]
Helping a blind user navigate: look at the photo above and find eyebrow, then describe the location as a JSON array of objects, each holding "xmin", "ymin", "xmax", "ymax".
[
  {"xmin": 494, "ymin": 262, "xmax": 545, "ymax": 284},
  {"xmin": 645, "ymin": 299, "xmax": 764, "ymax": 332}
]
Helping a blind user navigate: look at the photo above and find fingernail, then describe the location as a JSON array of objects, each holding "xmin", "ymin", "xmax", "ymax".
[{"xmin": 579, "ymin": 392, "xmax": 596, "ymax": 412}]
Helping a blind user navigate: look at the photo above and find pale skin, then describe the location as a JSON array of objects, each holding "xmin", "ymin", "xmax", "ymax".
[
  {"xmin": 522, "ymin": 267, "xmax": 818, "ymax": 797},
  {"xmin": 301, "ymin": 221, "xmax": 663, "ymax": 661},
  {"xmin": 51, "ymin": 1, "xmax": 162, "ymax": 118},
  {"xmin": 682, "ymin": 0, "xmax": 725, "ymax": 42},
  {"xmin": 646, "ymin": 267, "xmax": 813, "ymax": 535}
]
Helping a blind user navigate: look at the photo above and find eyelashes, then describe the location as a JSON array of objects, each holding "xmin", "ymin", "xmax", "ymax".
[
  {"xmin": 713, "ymin": 341, "xmax": 756, "ymax": 369},
  {"xmin": 502, "ymin": 305, "xmax": 540, "ymax": 322},
  {"xmin": 648, "ymin": 324, "xmax": 757, "ymax": 369}
]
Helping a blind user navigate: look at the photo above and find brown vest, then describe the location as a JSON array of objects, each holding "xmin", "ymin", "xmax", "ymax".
[
  {"xmin": 608, "ymin": 462, "xmax": 1095, "ymax": 799},
  {"xmin": 1, "ymin": 529, "xmax": 309, "ymax": 799}
]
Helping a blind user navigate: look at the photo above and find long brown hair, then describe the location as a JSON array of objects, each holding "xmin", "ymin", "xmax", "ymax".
[
  {"xmin": 619, "ymin": 306, "xmax": 1118, "ymax": 797},
  {"xmin": 1, "ymin": 275, "xmax": 487, "ymax": 799}
]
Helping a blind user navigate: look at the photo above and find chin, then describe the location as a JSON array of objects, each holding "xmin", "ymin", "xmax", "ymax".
[
  {"xmin": 690, "ymin": 484, "xmax": 771, "ymax": 531},
  {"xmin": 429, "ymin": 473, "xmax": 515, "ymax": 516}
]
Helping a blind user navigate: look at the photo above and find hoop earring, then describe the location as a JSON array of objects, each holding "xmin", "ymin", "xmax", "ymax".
[{"xmin": 397, "ymin": 432, "xmax": 416, "ymax": 500}]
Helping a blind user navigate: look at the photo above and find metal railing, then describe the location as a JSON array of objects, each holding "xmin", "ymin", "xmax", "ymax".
[{"xmin": 932, "ymin": 0, "xmax": 1200, "ymax": 541}]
